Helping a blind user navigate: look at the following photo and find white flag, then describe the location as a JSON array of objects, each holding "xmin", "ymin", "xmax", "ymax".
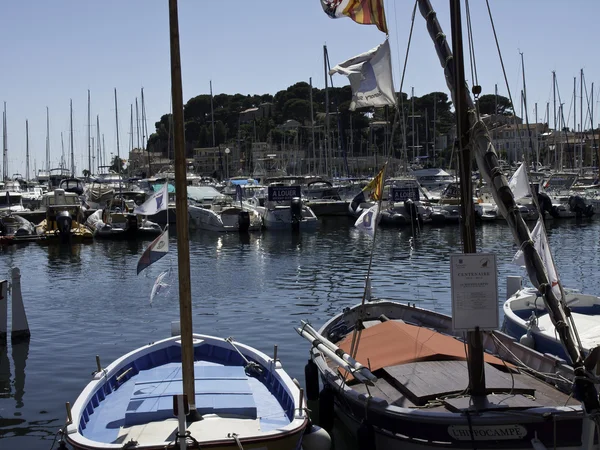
[
  {"xmin": 508, "ymin": 162, "xmax": 530, "ymax": 200},
  {"xmin": 134, "ymin": 183, "xmax": 169, "ymax": 216},
  {"xmin": 329, "ymin": 40, "xmax": 396, "ymax": 111},
  {"xmin": 511, "ymin": 219, "xmax": 561, "ymax": 298},
  {"xmin": 354, "ymin": 204, "xmax": 380, "ymax": 235}
]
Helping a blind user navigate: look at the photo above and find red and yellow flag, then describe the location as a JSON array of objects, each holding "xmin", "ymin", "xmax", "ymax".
[
  {"xmin": 321, "ymin": 0, "xmax": 389, "ymax": 35},
  {"xmin": 363, "ymin": 164, "xmax": 386, "ymax": 201}
]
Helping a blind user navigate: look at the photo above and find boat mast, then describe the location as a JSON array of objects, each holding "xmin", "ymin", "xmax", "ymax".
[
  {"xmin": 309, "ymin": 77, "xmax": 316, "ymax": 174},
  {"xmin": 25, "ymin": 119, "xmax": 29, "ymax": 181},
  {"xmin": 553, "ymin": 71, "xmax": 557, "ymax": 169},
  {"xmin": 70, "ymin": 99, "xmax": 75, "ymax": 177},
  {"xmin": 2, "ymin": 103, "xmax": 7, "ymax": 181},
  {"xmin": 447, "ymin": 0, "xmax": 486, "ymax": 395},
  {"xmin": 324, "ymin": 45, "xmax": 330, "ymax": 177},
  {"xmin": 114, "ymin": 88, "xmax": 122, "ymax": 189},
  {"xmin": 168, "ymin": 0, "xmax": 197, "ymax": 419},
  {"xmin": 61, "ymin": 132, "xmax": 65, "ymax": 171},
  {"xmin": 46, "ymin": 106, "xmax": 50, "ymax": 174},
  {"xmin": 97, "ymin": 115, "xmax": 101, "ymax": 169},
  {"xmin": 141, "ymin": 88, "xmax": 150, "ymax": 177},
  {"xmin": 88, "ymin": 90, "xmax": 92, "ymax": 176},
  {"xmin": 580, "ymin": 69, "xmax": 584, "ymax": 170}
]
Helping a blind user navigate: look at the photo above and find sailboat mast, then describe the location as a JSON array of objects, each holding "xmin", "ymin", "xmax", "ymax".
[
  {"xmin": 553, "ymin": 71, "xmax": 557, "ymax": 168},
  {"xmin": 46, "ymin": 106, "xmax": 50, "ymax": 173},
  {"xmin": 130, "ymin": 104, "xmax": 134, "ymax": 154},
  {"xmin": 135, "ymin": 98, "xmax": 140, "ymax": 150},
  {"xmin": 2, "ymin": 103, "xmax": 7, "ymax": 181},
  {"xmin": 141, "ymin": 88, "xmax": 150, "ymax": 177},
  {"xmin": 70, "ymin": 99, "xmax": 75, "ymax": 176},
  {"xmin": 25, "ymin": 120, "xmax": 29, "ymax": 180},
  {"xmin": 580, "ymin": 69, "xmax": 584, "ymax": 169},
  {"xmin": 114, "ymin": 89, "xmax": 121, "ymax": 182},
  {"xmin": 97, "ymin": 115, "xmax": 101, "ymax": 169},
  {"xmin": 88, "ymin": 90, "xmax": 91, "ymax": 176},
  {"xmin": 324, "ymin": 45, "xmax": 330, "ymax": 177},
  {"xmin": 309, "ymin": 77, "xmax": 316, "ymax": 174},
  {"xmin": 61, "ymin": 132, "xmax": 65, "ymax": 170},
  {"xmin": 168, "ymin": 0, "xmax": 197, "ymax": 418},
  {"xmin": 448, "ymin": 0, "xmax": 485, "ymax": 396}
]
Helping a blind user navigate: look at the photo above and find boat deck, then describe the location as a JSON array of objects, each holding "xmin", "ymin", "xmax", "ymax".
[{"xmin": 328, "ymin": 319, "xmax": 579, "ymax": 413}]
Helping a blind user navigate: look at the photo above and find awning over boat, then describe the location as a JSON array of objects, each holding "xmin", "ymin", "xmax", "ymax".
[{"xmin": 337, "ymin": 320, "xmax": 508, "ymax": 372}]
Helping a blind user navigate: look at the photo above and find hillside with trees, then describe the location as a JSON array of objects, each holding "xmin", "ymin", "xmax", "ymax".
[{"xmin": 146, "ymin": 82, "xmax": 464, "ymax": 170}]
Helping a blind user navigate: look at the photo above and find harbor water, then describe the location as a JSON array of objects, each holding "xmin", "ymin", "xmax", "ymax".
[{"xmin": 1, "ymin": 216, "xmax": 600, "ymax": 448}]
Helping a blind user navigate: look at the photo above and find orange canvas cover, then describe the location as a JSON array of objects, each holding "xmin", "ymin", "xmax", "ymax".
[{"xmin": 336, "ymin": 320, "xmax": 507, "ymax": 372}]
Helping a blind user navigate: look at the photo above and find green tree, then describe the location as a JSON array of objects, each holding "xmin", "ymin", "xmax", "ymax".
[
  {"xmin": 110, "ymin": 155, "xmax": 125, "ymax": 173},
  {"xmin": 478, "ymin": 94, "xmax": 513, "ymax": 115}
]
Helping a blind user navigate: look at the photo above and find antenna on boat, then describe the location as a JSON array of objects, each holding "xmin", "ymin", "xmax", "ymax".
[{"xmin": 168, "ymin": 0, "xmax": 199, "ymax": 422}]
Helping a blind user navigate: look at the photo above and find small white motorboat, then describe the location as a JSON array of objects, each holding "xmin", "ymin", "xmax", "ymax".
[{"xmin": 502, "ymin": 282, "xmax": 600, "ymax": 362}]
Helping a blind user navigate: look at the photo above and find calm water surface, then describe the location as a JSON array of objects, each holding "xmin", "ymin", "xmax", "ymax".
[{"xmin": 1, "ymin": 217, "xmax": 599, "ymax": 448}]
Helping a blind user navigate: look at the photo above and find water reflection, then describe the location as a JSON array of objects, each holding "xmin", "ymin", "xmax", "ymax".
[
  {"xmin": 12, "ymin": 339, "xmax": 30, "ymax": 408},
  {"xmin": 0, "ymin": 343, "xmax": 10, "ymax": 399}
]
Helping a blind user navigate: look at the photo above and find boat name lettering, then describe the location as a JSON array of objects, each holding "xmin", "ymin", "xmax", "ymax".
[{"xmin": 448, "ymin": 425, "xmax": 527, "ymax": 440}]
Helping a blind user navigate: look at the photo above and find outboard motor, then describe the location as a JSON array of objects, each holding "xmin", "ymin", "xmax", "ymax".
[
  {"xmin": 569, "ymin": 195, "xmax": 594, "ymax": 218},
  {"xmin": 537, "ymin": 192, "xmax": 560, "ymax": 219},
  {"xmin": 238, "ymin": 210, "xmax": 250, "ymax": 233},
  {"xmin": 290, "ymin": 197, "xmax": 303, "ymax": 231},
  {"xmin": 55, "ymin": 210, "xmax": 73, "ymax": 237}
]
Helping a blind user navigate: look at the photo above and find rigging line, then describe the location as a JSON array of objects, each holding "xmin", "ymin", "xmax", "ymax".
[
  {"xmin": 465, "ymin": 0, "xmax": 479, "ymax": 88},
  {"xmin": 484, "ymin": 0, "xmax": 525, "ymax": 151}
]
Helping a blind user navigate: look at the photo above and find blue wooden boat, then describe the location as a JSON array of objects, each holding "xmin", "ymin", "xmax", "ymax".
[{"xmin": 64, "ymin": 333, "xmax": 313, "ymax": 450}]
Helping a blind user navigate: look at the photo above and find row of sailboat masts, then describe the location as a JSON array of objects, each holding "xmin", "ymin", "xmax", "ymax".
[{"xmin": 549, "ymin": 69, "xmax": 596, "ymax": 171}]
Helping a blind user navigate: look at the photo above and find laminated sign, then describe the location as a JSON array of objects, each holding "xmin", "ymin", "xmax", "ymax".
[{"xmin": 450, "ymin": 253, "xmax": 499, "ymax": 331}]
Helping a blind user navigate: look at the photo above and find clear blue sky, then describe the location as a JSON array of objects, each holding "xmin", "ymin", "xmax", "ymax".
[{"xmin": 2, "ymin": 0, "xmax": 598, "ymax": 177}]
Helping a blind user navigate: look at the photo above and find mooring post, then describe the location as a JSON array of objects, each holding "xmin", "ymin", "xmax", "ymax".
[
  {"xmin": 11, "ymin": 268, "xmax": 30, "ymax": 343},
  {"xmin": 0, "ymin": 279, "xmax": 7, "ymax": 345}
]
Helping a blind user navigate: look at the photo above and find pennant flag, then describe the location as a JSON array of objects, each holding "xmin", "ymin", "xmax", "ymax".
[
  {"xmin": 355, "ymin": 203, "xmax": 380, "ymax": 235},
  {"xmin": 508, "ymin": 162, "xmax": 530, "ymax": 200},
  {"xmin": 363, "ymin": 164, "xmax": 386, "ymax": 201},
  {"xmin": 329, "ymin": 40, "xmax": 396, "ymax": 111},
  {"xmin": 134, "ymin": 183, "xmax": 169, "ymax": 216},
  {"xmin": 137, "ymin": 226, "xmax": 169, "ymax": 275},
  {"xmin": 511, "ymin": 219, "xmax": 561, "ymax": 298},
  {"xmin": 321, "ymin": 0, "xmax": 388, "ymax": 34}
]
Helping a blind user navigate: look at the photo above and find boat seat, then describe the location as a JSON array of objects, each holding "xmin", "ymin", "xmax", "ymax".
[{"xmin": 124, "ymin": 365, "xmax": 256, "ymax": 426}]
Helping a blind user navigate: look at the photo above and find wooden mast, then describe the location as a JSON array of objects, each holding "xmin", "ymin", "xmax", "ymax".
[
  {"xmin": 448, "ymin": 0, "xmax": 486, "ymax": 396},
  {"xmin": 168, "ymin": 0, "xmax": 197, "ymax": 419}
]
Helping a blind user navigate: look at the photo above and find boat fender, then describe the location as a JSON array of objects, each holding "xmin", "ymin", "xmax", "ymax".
[
  {"xmin": 519, "ymin": 330, "xmax": 535, "ymax": 349},
  {"xmin": 302, "ymin": 424, "xmax": 332, "ymax": 450},
  {"xmin": 305, "ymin": 359, "xmax": 320, "ymax": 401},
  {"xmin": 291, "ymin": 197, "xmax": 303, "ymax": 225},
  {"xmin": 357, "ymin": 419, "xmax": 376, "ymax": 450},
  {"xmin": 318, "ymin": 386, "xmax": 335, "ymax": 432}
]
